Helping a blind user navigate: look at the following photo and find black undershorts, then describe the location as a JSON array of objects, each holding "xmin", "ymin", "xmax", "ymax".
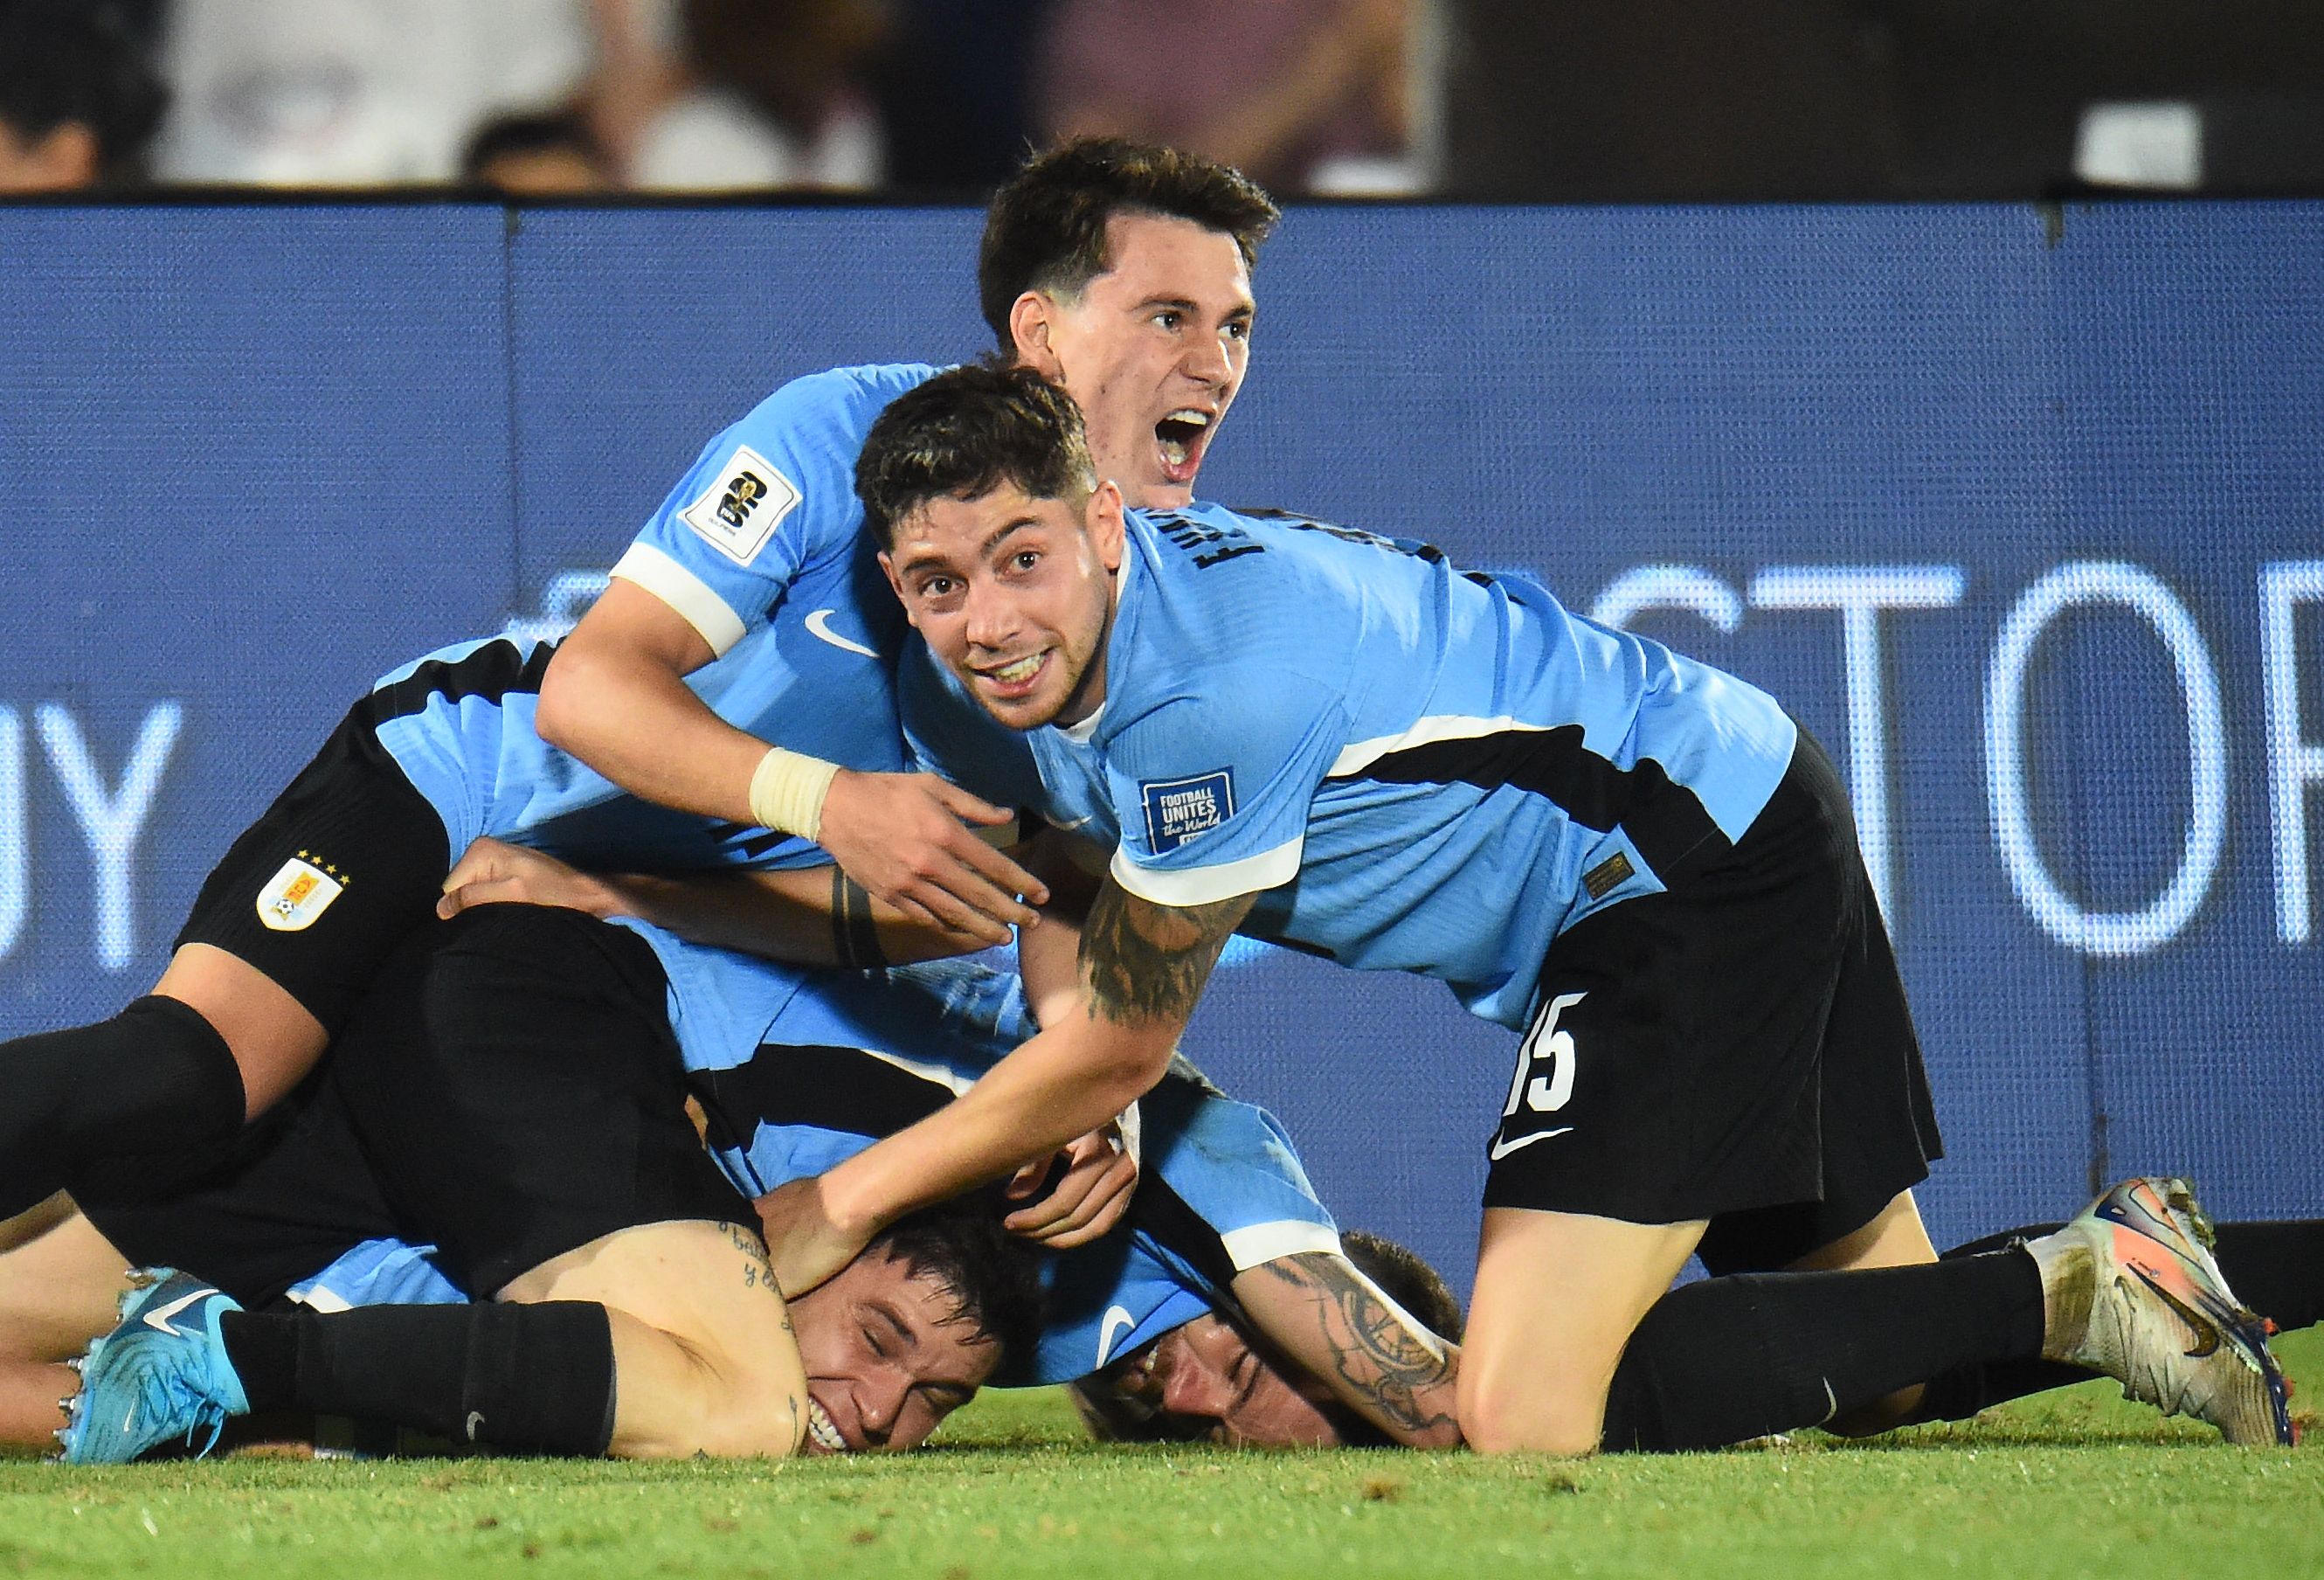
[{"xmin": 1481, "ymin": 729, "xmax": 1943, "ymax": 1272}]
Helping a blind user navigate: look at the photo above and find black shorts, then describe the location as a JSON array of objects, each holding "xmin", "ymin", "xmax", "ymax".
[
  {"xmin": 86, "ymin": 905, "xmax": 753, "ymax": 1305},
  {"xmin": 1483, "ymin": 730, "xmax": 1942, "ymax": 1272},
  {"xmin": 80, "ymin": 1070, "xmax": 399, "ymax": 1310},
  {"xmin": 174, "ymin": 700, "xmax": 453, "ymax": 1031}
]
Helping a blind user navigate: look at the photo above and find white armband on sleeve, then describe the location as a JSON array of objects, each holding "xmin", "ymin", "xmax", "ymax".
[
  {"xmin": 1219, "ymin": 1221, "xmax": 1343, "ymax": 1272},
  {"xmin": 610, "ymin": 542, "xmax": 749, "ymax": 657}
]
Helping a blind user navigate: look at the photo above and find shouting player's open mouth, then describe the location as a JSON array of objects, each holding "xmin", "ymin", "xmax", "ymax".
[{"xmin": 1155, "ymin": 407, "xmax": 1214, "ymax": 488}]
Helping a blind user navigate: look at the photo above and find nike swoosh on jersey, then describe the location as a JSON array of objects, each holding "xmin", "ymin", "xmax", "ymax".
[
  {"xmin": 142, "ymin": 1287, "xmax": 218, "ymax": 1336},
  {"xmin": 804, "ymin": 608, "xmax": 878, "ymax": 658},
  {"xmin": 1487, "ymin": 1126, "xmax": 1573, "ymax": 1161},
  {"xmin": 1095, "ymin": 1305, "xmax": 1138, "ymax": 1368}
]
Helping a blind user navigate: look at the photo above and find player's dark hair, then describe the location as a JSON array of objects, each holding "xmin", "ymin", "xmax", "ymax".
[
  {"xmin": 854, "ymin": 364, "xmax": 1093, "ymax": 547},
  {"xmin": 0, "ymin": 0, "xmax": 167, "ymax": 184},
  {"xmin": 460, "ymin": 109, "xmax": 610, "ymax": 185},
  {"xmin": 869, "ymin": 1198, "xmax": 1043, "ymax": 1372},
  {"xmin": 978, "ymin": 137, "xmax": 1279, "ymax": 352},
  {"xmin": 1342, "ymin": 1230, "xmax": 1465, "ymax": 1343}
]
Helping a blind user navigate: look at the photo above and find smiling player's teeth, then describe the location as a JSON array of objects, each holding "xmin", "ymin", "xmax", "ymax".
[
  {"xmin": 991, "ymin": 654, "xmax": 1042, "ymax": 684},
  {"xmin": 806, "ymin": 1397, "xmax": 845, "ymax": 1452}
]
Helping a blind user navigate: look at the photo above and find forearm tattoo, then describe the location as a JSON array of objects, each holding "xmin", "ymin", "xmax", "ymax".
[
  {"xmin": 829, "ymin": 867, "xmax": 886, "ymax": 970},
  {"xmin": 1078, "ymin": 882, "xmax": 1250, "ymax": 1029},
  {"xmin": 1255, "ymin": 1253, "xmax": 1458, "ymax": 1438}
]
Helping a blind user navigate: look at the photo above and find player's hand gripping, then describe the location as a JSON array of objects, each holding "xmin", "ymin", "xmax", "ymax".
[
  {"xmin": 756, "ymin": 1175, "xmax": 871, "ymax": 1299},
  {"xmin": 439, "ymin": 837, "xmax": 621, "ymax": 920},
  {"xmin": 1003, "ymin": 1120, "xmax": 1138, "ymax": 1247},
  {"xmin": 814, "ymin": 769, "xmax": 1048, "ymax": 946}
]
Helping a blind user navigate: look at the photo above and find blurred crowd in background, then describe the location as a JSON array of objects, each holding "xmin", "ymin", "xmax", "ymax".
[
  {"xmin": 0, "ymin": 0, "xmax": 1421, "ymax": 197},
  {"xmin": 4, "ymin": 0, "xmax": 2323, "ymax": 201}
]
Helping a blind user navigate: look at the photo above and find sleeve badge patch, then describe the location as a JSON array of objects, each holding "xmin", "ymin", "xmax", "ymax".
[
  {"xmin": 256, "ymin": 853, "xmax": 346, "ymax": 932},
  {"xmin": 678, "ymin": 444, "xmax": 801, "ymax": 568},
  {"xmin": 1140, "ymin": 770, "xmax": 1235, "ymax": 856}
]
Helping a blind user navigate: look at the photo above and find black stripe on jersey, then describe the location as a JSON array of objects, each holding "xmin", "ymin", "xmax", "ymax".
[
  {"xmin": 1125, "ymin": 1174, "xmax": 1239, "ymax": 1298},
  {"xmin": 1353, "ymin": 726, "xmax": 1733, "ymax": 881},
  {"xmin": 1116, "ymin": 1071, "xmax": 1243, "ymax": 1295},
  {"xmin": 363, "ymin": 638, "xmax": 559, "ymax": 726},
  {"xmin": 689, "ymin": 1050, "xmax": 1246, "ymax": 1295},
  {"xmin": 685, "ymin": 1042, "xmax": 953, "ymax": 1194},
  {"xmin": 1235, "ymin": 506, "xmax": 1499, "ymax": 585}
]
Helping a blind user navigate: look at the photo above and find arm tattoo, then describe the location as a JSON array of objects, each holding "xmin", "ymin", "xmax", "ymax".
[
  {"xmin": 1078, "ymin": 881, "xmax": 1251, "ymax": 1029},
  {"xmin": 829, "ymin": 866, "xmax": 886, "ymax": 970},
  {"xmin": 723, "ymin": 1221, "xmax": 778, "ymax": 1295},
  {"xmin": 1255, "ymin": 1253, "xmax": 1458, "ymax": 1438}
]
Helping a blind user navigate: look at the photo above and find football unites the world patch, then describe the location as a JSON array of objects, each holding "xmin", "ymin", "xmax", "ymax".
[
  {"xmin": 256, "ymin": 852, "xmax": 347, "ymax": 932},
  {"xmin": 1139, "ymin": 770, "xmax": 1234, "ymax": 855},
  {"xmin": 679, "ymin": 444, "xmax": 801, "ymax": 567}
]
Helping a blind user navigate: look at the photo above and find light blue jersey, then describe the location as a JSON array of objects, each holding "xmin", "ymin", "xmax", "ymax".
[
  {"xmin": 295, "ymin": 935, "xmax": 1337, "ymax": 1386},
  {"xmin": 903, "ymin": 504, "xmax": 1799, "ymax": 1030},
  {"xmin": 367, "ymin": 363, "xmax": 941, "ymax": 870},
  {"xmin": 661, "ymin": 946, "xmax": 1338, "ymax": 1387},
  {"xmin": 1019, "ymin": 1071, "xmax": 1338, "ymax": 1388}
]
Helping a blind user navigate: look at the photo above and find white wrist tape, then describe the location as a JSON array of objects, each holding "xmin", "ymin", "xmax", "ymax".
[{"xmin": 748, "ymin": 746, "xmax": 840, "ymax": 840}]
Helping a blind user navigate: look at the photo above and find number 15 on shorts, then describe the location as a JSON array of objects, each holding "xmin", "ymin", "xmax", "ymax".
[{"xmin": 1492, "ymin": 991, "xmax": 1584, "ymax": 1161}]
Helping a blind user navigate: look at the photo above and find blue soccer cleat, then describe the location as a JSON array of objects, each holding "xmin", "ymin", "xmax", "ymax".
[{"xmin": 59, "ymin": 1269, "xmax": 251, "ymax": 1464}]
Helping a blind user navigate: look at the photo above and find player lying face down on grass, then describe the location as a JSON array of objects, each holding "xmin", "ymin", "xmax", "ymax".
[
  {"xmin": 0, "ymin": 885, "xmax": 1460, "ymax": 1459},
  {"xmin": 0, "ymin": 904, "xmax": 1041, "ymax": 1462},
  {"xmin": 0, "ymin": 136, "xmax": 1276, "ymax": 1264},
  {"xmin": 736, "ymin": 363, "xmax": 2298, "ymax": 1457}
]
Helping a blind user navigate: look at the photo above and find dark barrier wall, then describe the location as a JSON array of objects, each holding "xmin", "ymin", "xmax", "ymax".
[{"xmin": 3, "ymin": 202, "xmax": 2321, "ymax": 1296}]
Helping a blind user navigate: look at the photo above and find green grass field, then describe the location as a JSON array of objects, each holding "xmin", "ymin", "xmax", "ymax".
[{"xmin": 4, "ymin": 1329, "xmax": 2315, "ymax": 1579}]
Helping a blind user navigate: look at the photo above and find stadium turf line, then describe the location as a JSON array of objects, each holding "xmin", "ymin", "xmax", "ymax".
[{"xmin": 2, "ymin": 1327, "xmax": 2315, "ymax": 1579}]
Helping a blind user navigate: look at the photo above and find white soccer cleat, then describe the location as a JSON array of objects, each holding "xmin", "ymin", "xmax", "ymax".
[{"xmin": 2029, "ymin": 1176, "xmax": 2295, "ymax": 1446}]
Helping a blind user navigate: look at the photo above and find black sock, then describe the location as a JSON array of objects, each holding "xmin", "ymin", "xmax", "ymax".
[
  {"xmin": 1904, "ymin": 1357, "xmax": 2094, "ymax": 1424},
  {"xmin": 219, "ymin": 1302, "xmax": 618, "ymax": 1456},
  {"xmin": 1600, "ymin": 1249, "xmax": 2045, "ymax": 1452},
  {"xmin": 1908, "ymin": 1217, "xmax": 2324, "ymax": 1423},
  {"xmin": 0, "ymin": 996, "xmax": 247, "ymax": 1217}
]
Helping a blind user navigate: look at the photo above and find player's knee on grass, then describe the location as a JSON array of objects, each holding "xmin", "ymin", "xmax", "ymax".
[
  {"xmin": 1459, "ymin": 1368, "xmax": 1614, "ymax": 1457},
  {"xmin": 1458, "ymin": 1299, "xmax": 1627, "ymax": 1455},
  {"xmin": 1463, "ymin": 1208, "xmax": 1705, "ymax": 1456}
]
